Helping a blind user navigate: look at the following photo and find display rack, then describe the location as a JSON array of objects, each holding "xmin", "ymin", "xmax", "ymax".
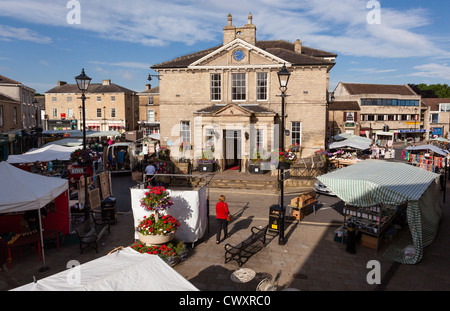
[{"xmin": 343, "ymin": 203, "xmax": 403, "ymax": 251}]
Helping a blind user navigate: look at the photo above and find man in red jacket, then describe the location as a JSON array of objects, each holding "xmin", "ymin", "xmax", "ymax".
[{"xmin": 215, "ymin": 195, "xmax": 231, "ymax": 244}]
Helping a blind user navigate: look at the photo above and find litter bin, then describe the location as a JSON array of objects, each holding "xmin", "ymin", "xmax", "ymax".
[
  {"xmin": 269, "ymin": 204, "xmax": 282, "ymax": 233},
  {"xmin": 101, "ymin": 196, "xmax": 117, "ymax": 224}
]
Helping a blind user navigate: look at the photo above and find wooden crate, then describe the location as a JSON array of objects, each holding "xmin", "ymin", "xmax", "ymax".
[
  {"xmin": 290, "ymin": 191, "xmax": 316, "ymax": 208},
  {"xmin": 360, "ymin": 233, "xmax": 380, "ymax": 250}
]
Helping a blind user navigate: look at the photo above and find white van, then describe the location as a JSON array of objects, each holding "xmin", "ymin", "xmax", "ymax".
[{"xmin": 105, "ymin": 142, "xmax": 138, "ymax": 173}]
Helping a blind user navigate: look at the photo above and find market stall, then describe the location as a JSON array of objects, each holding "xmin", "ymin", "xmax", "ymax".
[
  {"xmin": 318, "ymin": 160, "xmax": 442, "ymax": 264},
  {"xmin": 12, "ymin": 247, "xmax": 198, "ymax": 291},
  {"xmin": 0, "ymin": 162, "xmax": 70, "ymax": 270},
  {"xmin": 403, "ymin": 144, "xmax": 448, "ymax": 172},
  {"xmin": 6, "ymin": 144, "xmax": 79, "ymax": 164}
]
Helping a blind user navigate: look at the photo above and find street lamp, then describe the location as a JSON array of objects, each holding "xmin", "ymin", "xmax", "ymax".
[
  {"xmin": 75, "ymin": 68, "xmax": 92, "ymax": 219},
  {"xmin": 277, "ymin": 63, "xmax": 290, "ymax": 245}
]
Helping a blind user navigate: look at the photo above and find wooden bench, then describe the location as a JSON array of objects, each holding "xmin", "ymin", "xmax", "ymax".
[
  {"xmin": 75, "ymin": 214, "xmax": 111, "ymax": 254},
  {"xmin": 224, "ymin": 225, "xmax": 268, "ymax": 267}
]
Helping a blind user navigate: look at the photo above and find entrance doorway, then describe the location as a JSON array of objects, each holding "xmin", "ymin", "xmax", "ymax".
[{"xmin": 223, "ymin": 130, "xmax": 241, "ymax": 170}]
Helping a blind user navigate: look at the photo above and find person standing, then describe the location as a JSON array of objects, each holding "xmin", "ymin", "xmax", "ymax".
[
  {"xmin": 145, "ymin": 162, "xmax": 156, "ymax": 186},
  {"xmin": 215, "ymin": 195, "xmax": 230, "ymax": 244}
]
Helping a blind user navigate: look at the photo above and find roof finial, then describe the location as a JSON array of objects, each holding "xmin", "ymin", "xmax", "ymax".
[
  {"xmin": 248, "ymin": 12, "xmax": 253, "ymax": 24},
  {"xmin": 227, "ymin": 13, "xmax": 232, "ymax": 26}
]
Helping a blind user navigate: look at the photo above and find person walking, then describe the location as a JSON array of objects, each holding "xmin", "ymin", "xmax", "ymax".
[{"xmin": 216, "ymin": 195, "xmax": 230, "ymax": 244}]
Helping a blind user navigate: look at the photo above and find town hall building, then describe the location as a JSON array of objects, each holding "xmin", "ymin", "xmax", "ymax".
[{"xmin": 151, "ymin": 14, "xmax": 337, "ymax": 172}]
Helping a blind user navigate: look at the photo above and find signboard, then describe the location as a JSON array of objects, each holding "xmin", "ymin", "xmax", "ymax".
[{"xmin": 61, "ymin": 113, "xmax": 66, "ymax": 120}]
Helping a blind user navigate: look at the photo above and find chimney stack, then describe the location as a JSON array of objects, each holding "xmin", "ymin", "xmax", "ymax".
[
  {"xmin": 146, "ymin": 84, "xmax": 151, "ymax": 91},
  {"xmin": 57, "ymin": 81, "xmax": 66, "ymax": 86},
  {"xmin": 102, "ymin": 79, "xmax": 111, "ymax": 85},
  {"xmin": 295, "ymin": 39, "xmax": 302, "ymax": 54}
]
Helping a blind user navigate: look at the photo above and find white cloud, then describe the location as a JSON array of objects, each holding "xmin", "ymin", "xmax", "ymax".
[
  {"xmin": 89, "ymin": 61, "xmax": 150, "ymax": 70},
  {"xmin": 0, "ymin": 0, "xmax": 447, "ymax": 60},
  {"xmin": 410, "ymin": 63, "xmax": 450, "ymax": 80},
  {"xmin": 0, "ymin": 25, "xmax": 51, "ymax": 44}
]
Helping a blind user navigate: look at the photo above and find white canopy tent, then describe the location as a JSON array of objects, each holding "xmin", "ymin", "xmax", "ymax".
[
  {"xmin": 6, "ymin": 144, "xmax": 79, "ymax": 164},
  {"xmin": 329, "ymin": 140, "xmax": 370, "ymax": 151},
  {"xmin": 0, "ymin": 162, "xmax": 69, "ymax": 270},
  {"xmin": 12, "ymin": 247, "xmax": 199, "ymax": 291}
]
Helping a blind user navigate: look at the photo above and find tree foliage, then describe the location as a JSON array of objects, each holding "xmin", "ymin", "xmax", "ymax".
[{"xmin": 409, "ymin": 84, "xmax": 450, "ymax": 98}]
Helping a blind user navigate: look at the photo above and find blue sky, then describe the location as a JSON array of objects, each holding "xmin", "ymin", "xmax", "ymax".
[{"xmin": 0, "ymin": 0, "xmax": 449, "ymax": 94}]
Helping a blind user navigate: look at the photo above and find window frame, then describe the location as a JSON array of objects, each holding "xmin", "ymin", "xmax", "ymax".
[
  {"xmin": 231, "ymin": 72, "xmax": 246, "ymax": 101},
  {"xmin": 210, "ymin": 73, "xmax": 221, "ymax": 101},
  {"xmin": 291, "ymin": 121, "xmax": 302, "ymax": 145},
  {"xmin": 256, "ymin": 72, "xmax": 268, "ymax": 101}
]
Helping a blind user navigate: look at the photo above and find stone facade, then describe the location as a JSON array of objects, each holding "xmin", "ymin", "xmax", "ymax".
[
  {"xmin": 44, "ymin": 79, "xmax": 138, "ymax": 132},
  {"xmin": 0, "ymin": 93, "xmax": 21, "ymax": 132},
  {"xmin": 137, "ymin": 84, "xmax": 160, "ymax": 135},
  {"xmin": 152, "ymin": 14, "xmax": 336, "ymax": 171},
  {"xmin": 0, "ymin": 74, "xmax": 39, "ymax": 130}
]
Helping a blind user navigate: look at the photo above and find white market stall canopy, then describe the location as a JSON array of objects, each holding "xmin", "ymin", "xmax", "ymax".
[
  {"xmin": 329, "ymin": 140, "xmax": 370, "ymax": 151},
  {"xmin": 406, "ymin": 144, "xmax": 449, "ymax": 157},
  {"xmin": 6, "ymin": 144, "xmax": 79, "ymax": 163},
  {"xmin": 42, "ymin": 138, "xmax": 83, "ymax": 148},
  {"xmin": 0, "ymin": 161, "xmax": 68, "ymax": 213},
  {"xmin": 333, "ymin": 133, "xmax": 372, "ymax": 144},
  {"xmin": 12, "ymin": 247, "xmax": 199, "ymax": 291},
  {"xmin": 317, "ymin": 160, "xmax": 442, "ymax": 264}
]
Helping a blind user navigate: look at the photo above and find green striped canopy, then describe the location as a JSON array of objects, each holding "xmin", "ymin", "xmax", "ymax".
[{"xmin": 318, "ymin": 160, "xmax": 442, "ymax": 264}]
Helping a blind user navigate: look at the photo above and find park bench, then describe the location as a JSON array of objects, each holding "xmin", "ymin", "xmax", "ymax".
[
  {"xmin": 224, "ymin": 225, "xmax": 268, "ymax": 267},
  {"xmin": 75, "ymin": 213, "xmax": 111, "ymax": 254}
]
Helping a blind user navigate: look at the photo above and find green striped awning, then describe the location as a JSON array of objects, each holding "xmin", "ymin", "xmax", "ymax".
[{"xmin": 318, "ymin": 160, "xmax": 442, "ymax": 264}]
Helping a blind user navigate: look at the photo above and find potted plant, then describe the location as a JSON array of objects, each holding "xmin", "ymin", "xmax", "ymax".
[
  {"xmin": 289, "ymin": 143, "xmax": 303, "ymax": 158},
  {"xmin": 131, "ymin": 240, "xmax": 187, "ymax": 266},
  {"xmin": 197, "ymin": 150, "xmax": 215, "ymax": 172},
  {"xmin": 248, "ymin": 147, "xmax": 271, "ymax": 174},
  {"xmin": 70, "ymin": 148, "xmax": 96, "ymax": 165},
  {"xmin": 135, "ymin": 213, "xmax": 180, "ymax": 245},
  {"xmin": 138, "ymin": 186, "xmax": 177, "ymax": 245},
  {"xmin": 271, "ymin": 149, "xmax": 297, "ymax": 169}
]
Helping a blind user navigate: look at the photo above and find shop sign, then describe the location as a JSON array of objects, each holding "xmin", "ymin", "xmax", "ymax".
[{"xmin": 345, "ymin": 122, "xmax": 355, "ymax": 127}]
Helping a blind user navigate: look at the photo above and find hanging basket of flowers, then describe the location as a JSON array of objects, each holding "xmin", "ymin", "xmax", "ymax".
[
  {"xmin": 270, "ymin": 150, "xmax": 297, "ymax": 169},
  {"xmin": 70, "ymin": 148, "xmax": 96, "ymax": 165}
]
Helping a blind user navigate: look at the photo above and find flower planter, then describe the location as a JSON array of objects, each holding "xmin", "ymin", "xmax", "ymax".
[
  {"xmin": 249, "ymin": 163, "xmax": 271, "ymax": 174},
  {"xmin": 138, "ymin": 231, "xmax": 175, "ymax": 245},
  {"xmin": 198, "ymin": 162, "xmax": 215, "ymax": 172}
]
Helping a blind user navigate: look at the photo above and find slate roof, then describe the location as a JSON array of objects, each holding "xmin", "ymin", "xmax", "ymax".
[
  {"xmin": 0, "ymin": 74, "xmax": 21, "ymax": 85},
  {"xmin": 151, "ymin": 40, "xmax": 336, "ymax": 69},
  {"xmin": 45, "ymin": 83, "xmax": 135, "ymax": 94},
  {"xmin": 422, "ymin": 98, "xmax": 450, "ymax": 111},
  {"xmin": 328, "ymin": 101, "xmax": 360, "ymax": 111},
  {"xmin": 341, "ymin": 83, "xmax": 418, "ymax": 96}
]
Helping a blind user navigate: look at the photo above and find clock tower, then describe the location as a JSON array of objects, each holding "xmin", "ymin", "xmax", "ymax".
[{"xmin": 223, "ymin": 13, "xmax": 257, "ymax": 45}]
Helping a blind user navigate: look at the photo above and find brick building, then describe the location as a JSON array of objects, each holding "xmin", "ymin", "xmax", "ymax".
[
  {"xmin": 151, "ymin": 14, "xmax": 336, "ymax": 171},
  {"xmin": 137, "ymin": 85, "xmax": 160, "ymax": 135}
]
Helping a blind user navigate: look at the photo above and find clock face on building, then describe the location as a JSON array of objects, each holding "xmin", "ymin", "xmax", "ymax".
[{"xmin": 233, "ymin": 49, "xmax": 245, "ymax": 61}]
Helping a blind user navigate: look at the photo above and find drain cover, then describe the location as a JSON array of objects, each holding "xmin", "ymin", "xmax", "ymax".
[{"xmin": 231, "ymin": 268, "xmax": 256, "ymax": 283}]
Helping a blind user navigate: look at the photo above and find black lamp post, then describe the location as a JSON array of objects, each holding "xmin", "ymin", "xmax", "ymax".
[
  {"xmin": 277, "ymin": 63, "xmax": 290, "ymax": 245},
  {"xmin": 75, "ymin": 68, "xmax": 92, "ymax": 219}
]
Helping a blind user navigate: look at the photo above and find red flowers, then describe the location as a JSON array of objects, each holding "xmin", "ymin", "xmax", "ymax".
[{"xmin": 136, "ymin": 214, "xmax": 180, "ymax": 236}]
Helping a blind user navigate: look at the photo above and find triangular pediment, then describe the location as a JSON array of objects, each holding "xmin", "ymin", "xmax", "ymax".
[
  {"xmin": 189, "ymin": 38, "xmax": 290, "ymax": 69},
  {"xmin": 213, "ymin": 103, "xmax": 252, "ymax": 117}
]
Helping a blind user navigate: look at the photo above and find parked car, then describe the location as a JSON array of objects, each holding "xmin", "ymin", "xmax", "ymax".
[{"xmin": 313, "ymin": 180, "xmax": 336, "ymax": 196}]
